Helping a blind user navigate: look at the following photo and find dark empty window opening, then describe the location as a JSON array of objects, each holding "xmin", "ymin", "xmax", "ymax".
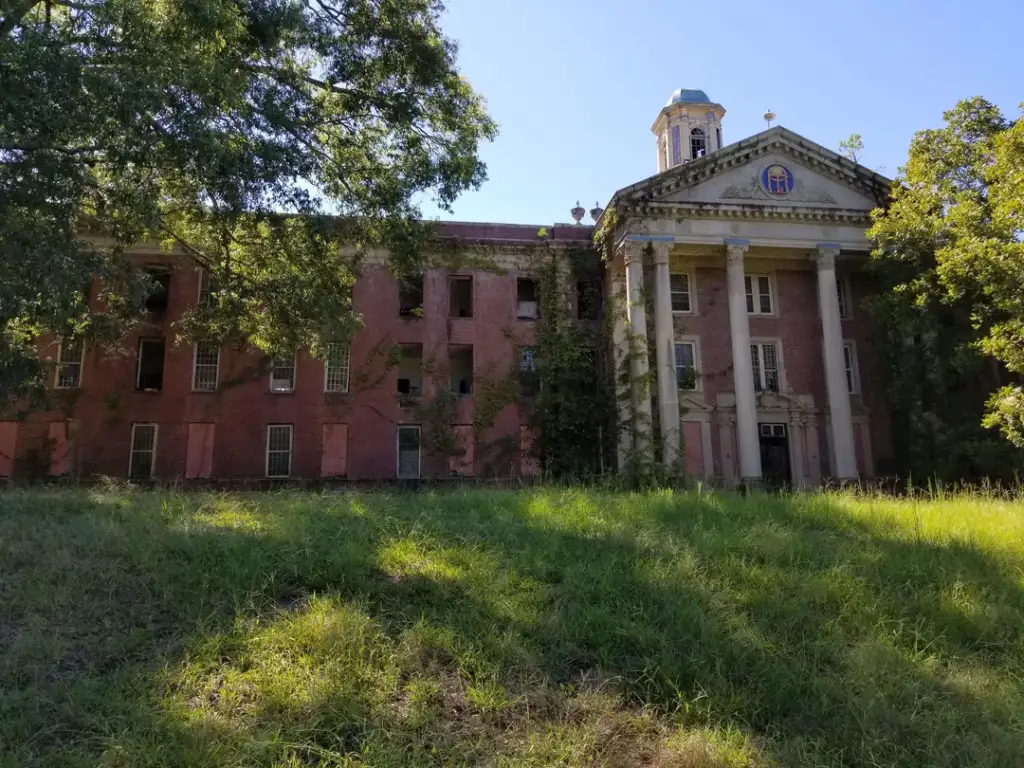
[
  {"xmin": 136, "ymin": 338, "xmax": 165, "ymax": 392},
  {"xmin": 399, "ymin": 276, "xmax": 424, "ymax": 317},
  {"xmin": 449, "ymin": 345, "xmax": 473, "ymax": 395},
  {"xmin": 690, "ymin": 127, "xmax": 707, "ymax": 159},
  {"xmin": 576, "ymin": 279, "xmax": 602, "ymax": 320},
  {"xmin": 144, "ymin": 269, "xmax": 171, "ymax": 312},
  {"xmin": 397, "ymin": 343, "xmax": 423, "ymax": 396},
  {"xmin": 450, "ymin": 276, "xmax": 473, "ymax": 318},
  {"xmin": 716, "ymin": 127, "xmax": 722, "ymax": 150},
  {"xmin": 517, "ymin": 278, "xmax": 539, "ymax": 320}
]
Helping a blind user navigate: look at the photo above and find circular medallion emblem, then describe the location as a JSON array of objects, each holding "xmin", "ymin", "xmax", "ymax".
[{"xmin": 761, "ymin": 164, "xmax": 794, "ymax": 196}]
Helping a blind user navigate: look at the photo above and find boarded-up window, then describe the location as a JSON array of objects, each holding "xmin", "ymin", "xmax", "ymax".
[
  {"xmin": 185, "ymin": 423, "xmax": 216, "ymax": 479},
  {"xmin": 321, "ymin": 423, "xmax": 349, "ymax": 477},
  {"xmin": 0, "ymin": 422, "xmax": 17, "ymax": 477},
  {"xmin": 449, "ymin": 425, "xmax": 474, "ymax": 477},
  {"xmin": 48, "ymin": 421, "xmax": 70, "ymax": 476}
]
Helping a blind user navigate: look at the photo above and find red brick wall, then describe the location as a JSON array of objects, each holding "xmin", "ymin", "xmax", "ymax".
[{"xmin": 7, "ymin": 257, "xmax": 546, "ymax": 481}]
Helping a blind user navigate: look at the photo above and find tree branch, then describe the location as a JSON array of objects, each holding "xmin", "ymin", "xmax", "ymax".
[{"xmin": 0, "ymin": 0, "xmax": 41, "ymax": 38}]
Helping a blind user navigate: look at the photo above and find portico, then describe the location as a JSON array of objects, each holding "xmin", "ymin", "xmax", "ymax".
[{"xmin": 603, "ymin": 91, "xmax": 890, "ymax": 485}]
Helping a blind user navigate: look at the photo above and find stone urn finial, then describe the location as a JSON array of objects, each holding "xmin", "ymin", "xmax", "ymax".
[
  {"xmin": 590, "ymin": 202, "xmax": 604, "ymax": 222},
  {"xmin": 571, "ymin": 200, "xmax": 585, "ymax": 225}
]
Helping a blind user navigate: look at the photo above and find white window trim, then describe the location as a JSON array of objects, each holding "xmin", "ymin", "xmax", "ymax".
[
  {"xmin": 674, "ymin": 335, "xmax": 702, "ymax": 392},
  {"xmin": 744, "ymin": 273, "xmax": 777, "ymax": 316},
  {"xmin": 324, "ymin": 342, "xmax": 351, "ymax": 394},
  {"xmin": 192, "ymin": 343, "xmax": 220, "ymax": 392},
  {"xmin": 136, "ymin": 338, "xmax": 164, "ymax": 391},
  {"xmin": 54, "ymin": 339, "xmax": 85, "ymax": 389},
  {"xmin": 269, "ymin": 354, "xmax": 297, "ymax": 394},
  {"xmin": 837, "ymin": 276, "xmax": 852, "ymax": 320},
  {"xmin": 396, "ymin": 424, "xmax": 422, "ymax": 479},
  {"xmin": 843, "ymin": 340, "xmax": 861, "ymax": 395},
  {"xmin": 750, "ymin": 337, "xmax": 787, "ymax": 393},
  {"xmin": 670, "ymin": 269, "xmax": 697, "ymax": 314},
  {"xmin": 265, "ymin": 424, "xmax": 293, "ymax": 478},
  {"xmin": 128, "ymin": 423, "xmax": 158, "ymax": 479}
]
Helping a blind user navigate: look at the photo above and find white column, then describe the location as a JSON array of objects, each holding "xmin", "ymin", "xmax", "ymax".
[
  {"xmin": 725, "ymin": 240, "xmax": 762, "ymax": 484},
  {"xmin": 624, "ymin": 242, "xmax": 653, "ymax": 461},
  {"xmin": 816, "ymin": 244, "xmax": 858, "ymax": 481},
  {"xmin": 611, "ymin": 275, "xmax": 632, "ymax": 470},
  {"xmin": 652, "ymin": 242, "xmax": 680, "ymax": 467}
]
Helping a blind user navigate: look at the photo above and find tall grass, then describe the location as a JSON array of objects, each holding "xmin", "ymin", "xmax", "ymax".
[{"xmin": 1, "ymin": 488, "xmax": 1022, "ymax": 766}]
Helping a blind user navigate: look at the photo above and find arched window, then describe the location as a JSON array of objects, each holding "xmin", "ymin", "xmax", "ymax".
[{"xmin": 690, "ymin": 127, "xmax": 707, "ymax": 159}]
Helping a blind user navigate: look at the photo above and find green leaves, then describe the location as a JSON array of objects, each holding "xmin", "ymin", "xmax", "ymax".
[
  {"xmin": 1, "ymin": 0, "xmax": 495, "ymax": 402},
  {"xmin": 869, "ymin": 97, "xmax": 1024, "ymax": 471}
]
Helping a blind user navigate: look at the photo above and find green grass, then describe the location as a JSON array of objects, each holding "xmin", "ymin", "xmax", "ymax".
[{"xmin": 1, "ymin": 488, "xmax": 1023, "ymax": 767}]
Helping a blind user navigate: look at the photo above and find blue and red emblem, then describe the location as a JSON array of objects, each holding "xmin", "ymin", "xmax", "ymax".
[{"xmin": 761, "ymin": 164, "xmax": 794, "ymax": 196}]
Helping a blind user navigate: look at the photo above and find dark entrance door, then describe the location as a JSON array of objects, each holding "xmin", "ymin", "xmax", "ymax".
[{"xmin": 759, "ymin": 423, "xmax": 791, "ymax": 490}]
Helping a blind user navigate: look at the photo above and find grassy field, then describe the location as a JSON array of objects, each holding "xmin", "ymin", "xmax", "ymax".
[{"xmin": 1, "ymin": 488, "xmax": 1023, "ymax": 767}]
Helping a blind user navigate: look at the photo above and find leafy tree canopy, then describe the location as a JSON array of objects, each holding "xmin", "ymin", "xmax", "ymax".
[
  {"xmin": 0, "ymin": 0, "xmax": 495, "ymax": 402},
  {"xmin": 868, "ymin": 97, "xmax": 1024, "ymax": 478}
]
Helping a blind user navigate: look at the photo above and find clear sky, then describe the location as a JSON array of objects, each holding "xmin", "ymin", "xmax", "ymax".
[{"xmin": 420, "ymin": 0, "xmax": 1022, "ymax": 225}]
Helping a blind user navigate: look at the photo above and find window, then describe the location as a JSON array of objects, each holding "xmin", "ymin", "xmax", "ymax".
[
  {"xmin": 136, "ymin": 338, "xmax": 165, "ymax": 391},
  {"xmin": 324, "ymin": 342, "xmax": 350, "ymax": 393},
  {"xmin": 670, "ymin": 273, "xmax": 692, "ymax": 313},
  {"xmin": 129, "ymin": 423, "xmax": 157, "ymax": 479},
  {"xmin": 837, "ymin": 277, "xmax": 851, "ymax": 320},
  {"xmin": 716, "ymin": 127, "xmax": 722, "ymax": 150},
  {"xmin": 192, "ymin": 343, "xmax": 220, "ymax": 391},
  {"xmin": 517, "ymin": 278, "xmax": 539, "ymax": 320},
  {"xmin": 751, "ymin": 342, "xmax": 781, "ymax": 393},
  {"xmin": 270, "ymin": 356, "xmax": 296, "ymax": 393},
  {"xmin": 760, "ymin": 423, "xmax": 787, "ymax": 439},
  {"xmin": 519, "ymin": 346, "xmax": 540, "ymax": 396},
  {"xmin": 266, "ymin": 424, "xmax": 293, "ymax": 478},
  {"xmin": 576, "ymin": 279, "xmax": 602, "ymax": 320},
  {"xmin": 690, "ymin": 126, "xmax": 707, "ymax": 159},
  {"xmin": 449, "ymin": 345, "xmax": 473, "ymax": 395},
  {"xmin": 843, "ymin": 341, "xmax": 860, "ymax": 394},
  {"xmin": 449, "ymin": 276, "xmax": 473, "ymax": 318},
  {"xmin": 143, "ymin": 268, "xmax": 171, "ymax": 312},
  {"xmin": 399, "ymin": 276, "xmax": 424, "ymax": 316},
  {"xmin": 397, "ymin": 425, "xmax": 421, "ymax": 479},
  {"xmin": 197, "ymin": 267, "xmax": 216, "ymax": 306},
  {"xmin": 674, "ymin": 342, "xmax": 697, "ymax": 390},
  {"xmin": 397, "ymin": 343, "xmax": 423, "ymax": 397},
  {"xmin": 55, "ymin": 339, "xmax": 84, "ymax": 389},
  {"xmin": 744, "ymin": 275, "xmax": 773, "ymax": 315}
]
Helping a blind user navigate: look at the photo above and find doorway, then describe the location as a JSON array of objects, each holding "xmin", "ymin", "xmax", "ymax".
[{"xmin": 759, "ymin": 423, "xmax": 791, "ymax": 490}]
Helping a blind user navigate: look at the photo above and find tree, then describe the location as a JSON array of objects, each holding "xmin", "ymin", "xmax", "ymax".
[
  {"xmin": 0, "ymin": 0, "xmax": 496, "ymax": 403},
  {"xmin": 868, "ymin": 97, "xmax": 1024, "ymax": 480},
  {"xmin": 838, "ymin": 133, "xmax": 864, "ymax": 163}
]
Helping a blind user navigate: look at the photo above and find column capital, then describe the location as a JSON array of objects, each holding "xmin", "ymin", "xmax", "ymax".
[
  {"xmin": 725, "ymin": 238, "xmax": 749, "ymax": 265},
  {"xmin": 815, "ymin": 243, "xmax": 841, "ymax": 270},
  {"xmin": 652, "ymin": 241, "xmax": 672, "ymax": 265},
  {"xmin": 622, "ymin": 240, "xmax": 646, "ymax": 266}
]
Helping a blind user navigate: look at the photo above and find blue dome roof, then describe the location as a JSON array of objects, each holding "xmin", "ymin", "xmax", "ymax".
[{"xmin": 667, "ymin": 88, "xmax": 711, "ymax": 106}]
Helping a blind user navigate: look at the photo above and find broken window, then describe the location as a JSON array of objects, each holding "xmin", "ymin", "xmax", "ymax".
[
  {"xmin": 136, "ymin": 338, "xmax": 165, "ymax": 391},
  {"xmin": 576, "ymin": 279, "xmax": 602, "ymax": 320},
  {"xmin": 449, "ymin": 345, "xmax": 473, "ymax": 395},
  {"xmin": 270, "ymin": 356, "xmax": 296, "ymax": 393},
  {"xmin": 690, "ymin": 126, "xmax": 707, "ymax": 159},
  {"xmin": 396, "ymin": 343, "xmax": 423, "ymax": 396},
  {"xmin": 517, "ymin": 278, "xmax": 539, "ymax": 320},
  {"xmin": 143, "ymin": 268, "xmax": 171, "ymax": 312},
  {"xmin": 449, "ymin": 276, "xmax": 473, "ymax": 318},
  {"xmin": 399, "ymin": 276, "xmax": 424, "ymax": 316},
  {"xmin": 397, "ymin": 425, "xmax": 421, "ymax": 479},
  {"xmin": 519, "ymin": 346, "xmax": 540, "ymax": 396},
  {"xmin": 129, "ymin": 423, "xmax": 158, "ymax": 479}
]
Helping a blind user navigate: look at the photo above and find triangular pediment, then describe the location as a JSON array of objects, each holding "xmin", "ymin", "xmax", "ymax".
[{"xmin": 611, "ymin": 127, "xmax": 890, "ymax": 214}]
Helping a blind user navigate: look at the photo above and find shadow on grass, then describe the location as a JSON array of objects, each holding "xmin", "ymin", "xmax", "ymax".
[{"xmin": 1, "ymin": 489, "xmax": 1022, "ymax": 766}]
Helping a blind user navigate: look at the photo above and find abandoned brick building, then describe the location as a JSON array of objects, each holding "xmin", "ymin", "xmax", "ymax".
[{"xmin": 0, "ymin": 89, "xmax": 892, "ymax": 486}]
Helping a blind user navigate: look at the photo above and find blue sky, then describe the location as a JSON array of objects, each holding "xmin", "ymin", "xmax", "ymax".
[{"xmin": 421, "ymin": 0, "xmax": 1022, "ymax": 225}]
